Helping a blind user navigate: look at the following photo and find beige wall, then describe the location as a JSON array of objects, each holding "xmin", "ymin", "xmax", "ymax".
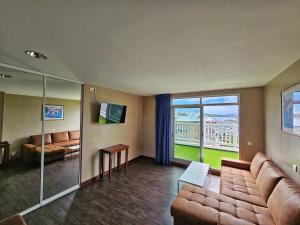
[
  {"xmin": 81, "ymin": 84, "xmax": 142, "ymax": 182},
  {"xmin": 2, "ymin": 94, "xmax": 80, "ymax": 156},
  {"xmin": 142, "ymin": 96, "xmax": 156, "ymax": 157},
  {"xmin": 265, "ymin": 59, "xmax": 300, "ymax": 184},
  {"xmin": 141, "ymin": 87, "xmax": 265, "ymax": 162},
  {"xmin": 45, "ymin": 98, "xmax": 81, "ymax": 133},
  {"xmin": 0, "ymin": 92, "xmax": 3, "ymax": 141}
]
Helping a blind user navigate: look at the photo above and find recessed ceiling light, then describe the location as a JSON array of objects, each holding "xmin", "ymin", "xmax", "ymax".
[
  {"xmin": 0, "ymin": 73, "xmax": 13, "ymax": 78},
  {"xmin": 25, "ymin": 50, "xmax": 48, "ymax": 59}
]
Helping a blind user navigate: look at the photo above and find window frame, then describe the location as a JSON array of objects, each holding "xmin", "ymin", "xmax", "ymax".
[{"xmin": 171, "ymin": 93, "xmax": 240, "ymax": 167}]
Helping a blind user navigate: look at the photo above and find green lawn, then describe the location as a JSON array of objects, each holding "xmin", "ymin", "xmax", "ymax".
[
  {"xmin": 174, "ymin": 144, "xmax": 239, "ymax": 169},
  {"xmin": 99, "ymin": 115, "xmax": 106, "ymax": 124}
]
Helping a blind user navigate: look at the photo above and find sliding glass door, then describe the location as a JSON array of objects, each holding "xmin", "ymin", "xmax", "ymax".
[
  {"xmin": 174, "ymin": 107, "xmax": 201, "ymax": 162},
  {"xmin": 203, "ymin": 105, "xmax": 239, "ymax": 169},
  {"xmin": 172, "ymin": 95, "xmax": 240, "ymax": 170}
]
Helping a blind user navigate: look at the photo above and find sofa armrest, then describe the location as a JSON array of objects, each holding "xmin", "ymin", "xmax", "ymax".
[{"xmin": 221, "ymin": 158, "xmax": 251, "ymax": 170}]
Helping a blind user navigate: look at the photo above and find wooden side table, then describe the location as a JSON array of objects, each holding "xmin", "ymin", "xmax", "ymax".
[
  {"xmin": 0, "ymin": 141, "xmax": 10, "ymax": 166},
  {"xmin": 99, "ymin": 144, "xmax": 129, "ymax": 180}
]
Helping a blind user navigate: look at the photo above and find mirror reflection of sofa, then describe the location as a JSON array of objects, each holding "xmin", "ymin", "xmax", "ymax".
[{"xmin": 22, "ymin": 131, "xmax": 80, "ymax": 163}]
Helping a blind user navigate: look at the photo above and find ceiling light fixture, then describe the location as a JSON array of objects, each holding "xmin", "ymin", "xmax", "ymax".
[
  {"xmin": 0, "ymin": 73, "xmax": 13, "ymax": 78},
  {"xmin": 25, "ymin": 50, "xmax": 48, "ymax": 59}
]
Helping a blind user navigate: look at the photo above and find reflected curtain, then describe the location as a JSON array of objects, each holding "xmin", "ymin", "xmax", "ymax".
[{"xmin": 155, "ymin": 94, "xmax": 171, "ymax": 166}]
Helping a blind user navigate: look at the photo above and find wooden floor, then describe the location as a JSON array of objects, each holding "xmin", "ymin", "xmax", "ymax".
[
  {"xmin": 24, "ymin": 157, "xmax": 220, "ymax": 225},
  {"xmin": 0, "ymin": 156, "xmax": 79, "ymax": 221}
]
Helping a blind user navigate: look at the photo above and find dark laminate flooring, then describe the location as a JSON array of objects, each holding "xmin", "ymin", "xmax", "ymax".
[
  {"xmin": 0, "ymin": 156, "xmax": 79, "ymax": 221},
  {"xmin": 24, "ymin": 157, "xmax": 220, "ymax": 225}
]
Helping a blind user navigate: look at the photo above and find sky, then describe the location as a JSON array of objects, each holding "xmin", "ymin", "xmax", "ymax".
[
  {"xmin": 173, "ymin": 96, "xmax": 238, "ymax": 116},
  {"xmin": 172, "ymin": 96, "xmax": 237, "ymax": 105},
  {"xmin": 175, "ymin": 106, "xmax": 238, "ymax": 117}
]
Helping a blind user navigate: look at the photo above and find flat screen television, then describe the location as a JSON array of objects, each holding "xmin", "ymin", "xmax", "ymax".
[{"xmin": 99, "ymin": 102, "xmax": 127, "ymax": 125}]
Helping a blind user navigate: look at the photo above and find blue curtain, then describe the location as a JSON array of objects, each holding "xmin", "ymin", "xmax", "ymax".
[{"xmin": 155, "ymin": 94, "xmax": 171, "ymax": 165}]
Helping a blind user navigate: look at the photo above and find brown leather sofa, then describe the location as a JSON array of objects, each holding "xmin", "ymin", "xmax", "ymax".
[
  {"xmin": 171, "ymin": 152, "xmax": 300, "ymax": 225},
  {"xmin": 22, "ymin": 130, "xmax": 80, "ymax": 163}
]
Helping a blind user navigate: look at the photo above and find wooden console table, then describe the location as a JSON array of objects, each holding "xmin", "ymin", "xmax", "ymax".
[
  {"xmin": 0, "ymin": 141, "xmax": 10, "ymax": 166},
  {"xmin": 99, "ymin": 144, "xmax": 129, "ymax": 180}
]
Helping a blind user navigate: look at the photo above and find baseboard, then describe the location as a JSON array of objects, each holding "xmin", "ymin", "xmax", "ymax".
[
  {"xmin": 171, "ymin": 160, "xmax": 189, "ymax": 168},
  {"xmin": 80, "ymin": 155, "xmax": 147, "ymax": 188},
  {"xmin": 140, "ymin": 155, "xmax": 155, "ymax": 160}
]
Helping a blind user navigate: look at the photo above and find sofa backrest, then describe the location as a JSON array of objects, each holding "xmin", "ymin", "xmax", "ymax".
[
  {"xmin": 68, "ymin": 130, "xmax": 80, "ymax": 141},
  {"xmin": 29, "ymin": 134, "xmax": 52, "ymax": 146},
  {"xmin": 51, "ymin": 131, "xmax": 69, "ymax": 143},
  {"xmin": 256, "ymin": 161, "xmax": 286, "ymax": 201},
  {"xmin": 250, "ymin": 152, "xmax": 268, "ymax": 178},
  {"xmin": 267, "ymin": 178, "xmax": 300, "ymax": 225}
]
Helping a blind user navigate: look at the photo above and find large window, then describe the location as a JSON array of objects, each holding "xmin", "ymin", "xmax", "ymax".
[{"xmin": 172, "ymin": 95, "xmax": 239, "ymax": 169}]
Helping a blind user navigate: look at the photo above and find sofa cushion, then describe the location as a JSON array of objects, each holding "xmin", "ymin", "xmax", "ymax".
[
  {"xmin": 221, "ymin": 158, "xmax": 251, "ymax": 170},
  {"xmin": 222, "ymin": 166, "xmax": 254, "ymax": 179},
  {"xmin": 171, "ymin": 184, "xmax": 275, "ymax": 225},
  {"xmin": 29, "ymin": 134, "xmax": 52, "ymax": 146},
  {"xmin": 68, "ymin": 130, "xmax": 80, "ymax": 140},
  {"xmin": 267, "ymin": 178, "xmax": 300, "ymax": 225},
  {"xmin": 250, "ymin": 152, "xmax": 268, "ymax": 178},
  {"xmin": 51, "ymin": 131, "xmax": 69, "ymax": 143},
  {"xmin": 256, "ymin": 161, "xmax": 286, "ymax": 201},
  {"xmin": 221, "ymin": 166, "xmax": 266, "ymax": 207},
  {"xmin": 35, "ymin": 144, "xmax": 65, "ymax": 155},
  {"xmin": 53, "ymin": 140, "xmax": 80, "ymax": 147}
]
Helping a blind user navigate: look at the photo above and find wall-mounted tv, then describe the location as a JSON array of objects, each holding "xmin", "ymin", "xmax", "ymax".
[{"xmin": 99, "ymin": 102, "xmax": 127, "ymax": 125}]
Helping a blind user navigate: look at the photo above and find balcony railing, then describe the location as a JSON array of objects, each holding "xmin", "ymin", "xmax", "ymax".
[{"xmin": 174, "ymin": 120, "xmax": 239, "ymax": 152}]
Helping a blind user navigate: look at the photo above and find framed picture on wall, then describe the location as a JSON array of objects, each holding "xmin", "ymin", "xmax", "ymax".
[
  {"xmin": 45, "ymin": 105, "xmax": 64, "ymax": 120},
  {"xmin": 281, "ymin": 83, "xmax": 300, "ymax": 136}
]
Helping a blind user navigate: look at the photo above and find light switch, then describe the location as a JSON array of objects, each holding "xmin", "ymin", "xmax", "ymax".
[{"xmin": 292, "ymin": 164, "xmax": 298, "ymax": 172}]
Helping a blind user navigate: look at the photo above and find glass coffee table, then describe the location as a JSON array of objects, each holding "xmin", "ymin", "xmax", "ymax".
[{"xmin": 178, "ymin": 161, "xmax": 210, "ymax": 191}]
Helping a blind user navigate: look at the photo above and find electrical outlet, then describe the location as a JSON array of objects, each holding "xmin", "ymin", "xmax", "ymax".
[
  {"xmin": 292, "ymin": 164, "xmax": 298, "ymax": 172},
  {"xmin": 247, "ymin": 141, "xmax": 253, "ymax": 146},
  {"xmin": 90, "ymin": 87, "xmax": 96, "ymax": 92}
]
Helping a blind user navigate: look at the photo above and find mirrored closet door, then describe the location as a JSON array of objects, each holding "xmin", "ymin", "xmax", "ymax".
[
  {"xmin": 43, "ymin": 77, "xmax": 81, "ymax": 200},
  {"xmin": 0, "ymin": 64, "xmax": 82, "ymax": 221},
  {"xmin": 0, "ymin": 66, "xmax": 43, "ymax": 220}
]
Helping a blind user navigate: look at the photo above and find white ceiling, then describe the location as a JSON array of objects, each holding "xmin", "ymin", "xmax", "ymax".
[{"xmin": 0, "ymin": 0, "xmax": 300, "ymax": 96}]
